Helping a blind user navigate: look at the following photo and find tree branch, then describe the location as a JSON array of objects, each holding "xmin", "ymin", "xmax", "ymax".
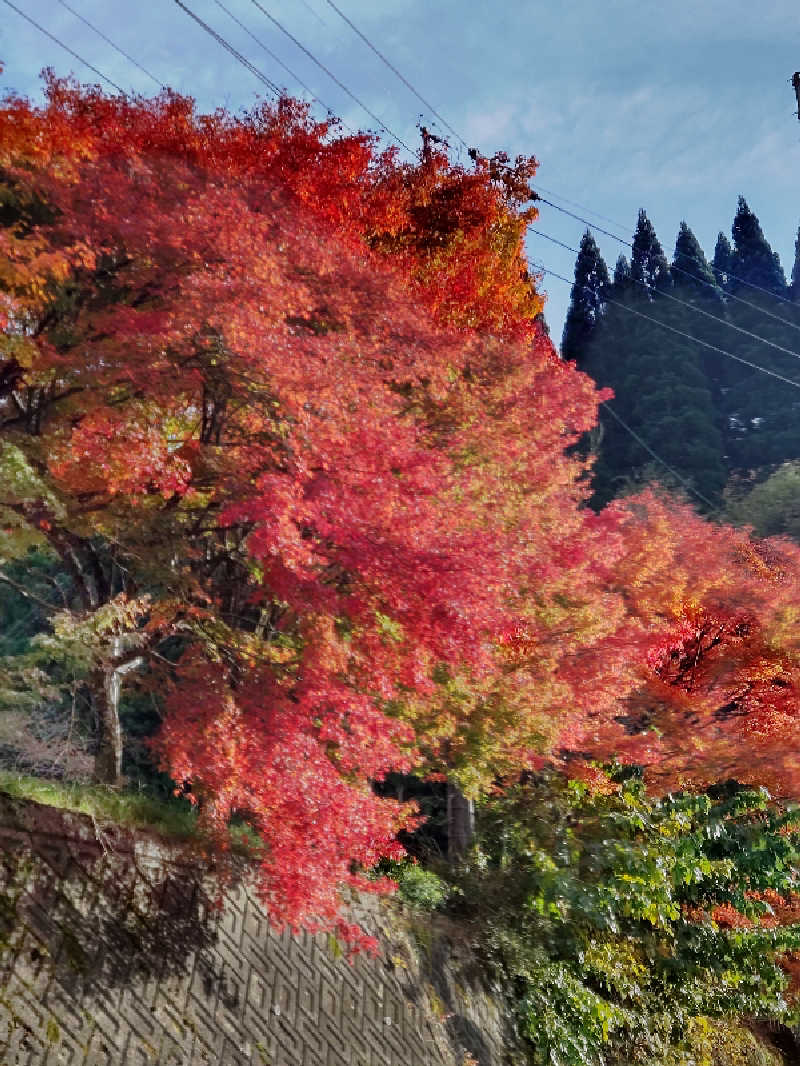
[{"xmin": 0, "ymin": 567, "xmax": 59, "ymax": 612}]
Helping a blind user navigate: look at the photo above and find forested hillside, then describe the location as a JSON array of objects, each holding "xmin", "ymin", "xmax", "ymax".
[
  {"xmin": 4, "ymin": 74, "xmax": 800, "ymax": 1066},
  {"xmin": 561, "ymin": 201, "xmax": 800, "ymax": 515}
]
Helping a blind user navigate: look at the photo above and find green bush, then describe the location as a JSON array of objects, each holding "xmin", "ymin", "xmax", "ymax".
[
  {"xmin": 456, "ymin": 770, "xmax": 800, "ymax": 1066},
  {"xmin": 389, "ymin": 861, "xmax": 451, "ymax": 911}
]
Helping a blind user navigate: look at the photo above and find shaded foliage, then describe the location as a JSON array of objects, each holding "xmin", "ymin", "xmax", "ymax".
[{"xmin": 456, "ymin": 771, "xmax": 800, "ymax": 1066}]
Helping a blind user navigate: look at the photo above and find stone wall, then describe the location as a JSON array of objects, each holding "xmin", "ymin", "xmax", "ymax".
[{"xmin": 0, "ymin": 794, "xmax": 518, "ymax": 1066}]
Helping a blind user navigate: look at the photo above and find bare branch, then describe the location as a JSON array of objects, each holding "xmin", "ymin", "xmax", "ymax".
[{"xmin": 0, "ymin": 567, "xmax": 59, "ymax": 612}]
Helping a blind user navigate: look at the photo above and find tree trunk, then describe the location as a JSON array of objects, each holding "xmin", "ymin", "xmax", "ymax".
[
  {"xmin": 91, "ymin": 637, "xmax": 143, "ymax": 786},
  {"xmin": 447, "ymin": 780, "xmax": 474, "ymax": 861},
  {"xmin": 92, "ymin": 663, "xmax": 124, "ymax": 786}
]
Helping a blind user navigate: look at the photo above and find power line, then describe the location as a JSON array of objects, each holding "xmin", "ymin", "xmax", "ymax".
[
  {"xmin": 533, "ymin": 258, "xmax": 797, "ymax": 511},
  {"xmin": 188, "ymin": 1, "xmax": 794, "ymax": 338},
  {"xmin": 311, "ymin": 13, "xmax": 795, "ymax": 316},
  {"xmin": 538, "ymin": 263, "xmax": 800, "ymax": 391},
  {"xmin": 322, "ymin": 0, "xmax": 468, "ymax": 151},
  {"xmin": 247, "ymin": 0, "xmax": 417, "ymax": 157},
  {"xmin": 297, "ymin": 0, "xmax": 328, "ymax": 27},
  {"xmin": 2, "ymin": 0, "xmax": 126, "ymax": 94},
  {"xmin": 211, "ymin": 0, "xmax": 350, "ymax": 126},
  {"xmin": 532, "ymin": 229, "xmax": 800, "ymax": 362},
  {"xmin": 172, "ymin": 0, "xmax": 282, "ymax": 97},
  {"xmin": 534, "ymin": 192, "xmax": 800, "ymax": 320},
  {"xmin": 600, "ymin": 401, "xmax": 719, "ymax": 511},
  {"xmin": 307, "ymin": 7, "xmax": 796, "ymax": 344},
  {"xmin": 54, "ymin": 0, "xmax": 163, "ymax": 88},
  {"xmin": 534, "ymin": 194, "xmax": 625, "ymax": 244},
  {"xmin": 288, "ymin": 15, "xmax": 790, "ymax": 314},
  {"xmin": 208, "ymin": 2, "xmax": 794, "ymax": 329},
  {"xmin": 531, "ymin": 184, "xmax": 630, "ymax": 232},
  {"xmin": 309, "ymin": 5, "xmax": 768, "ymax": 330}
]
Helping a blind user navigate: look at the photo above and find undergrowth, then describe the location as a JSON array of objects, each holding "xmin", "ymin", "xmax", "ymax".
[{"xmin": 0, "ymin": 770, "xmax": 199, "ymax": 840}]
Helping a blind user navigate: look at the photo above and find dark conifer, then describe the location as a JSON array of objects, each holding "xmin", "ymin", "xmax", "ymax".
[
  {"xmin": 712, "ymin": 232, "xmax": 733, "ymax": 290},
  {"xmin": 630, "ymin": 210, "xmax": 671, "ymax": 295},
  {"xmin": 613, "ymin": 254, "xmax": 632, "ymax": 291},
  {"xmin": 561, "ymin": 230, "xmax": 610, "ymax": 364},
  {"xmin": 582, "ymin": 290, "xmax": 725, "ymax": 511},
  {"xmin": 790, "ymin": 225, "xmax": 800, "ymax": 302},
  {"xmin": 730, "ymin": 197, "xmax": 786, "ymax": 296},
  {"xmin": 672, "ymin": 222, "xmax": 720, "ymax": 297}
]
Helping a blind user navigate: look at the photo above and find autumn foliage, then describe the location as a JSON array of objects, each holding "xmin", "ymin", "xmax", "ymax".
[
  {"xmin": 4, "ymin": 75, "xmax": 800, "ymax": 943},
  {"xmin": 0, "ymin": 75, "xmax": 594, "ymax": 941}
]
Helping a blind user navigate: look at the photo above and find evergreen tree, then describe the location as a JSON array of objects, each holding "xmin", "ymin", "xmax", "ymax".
[
  {"xmin": 669, "ymin": 225, "xmax": 726, "ymax": 428},
  {"xmin": 613, "ymin": 253, "xmax": 631, "ymax": 291},
  {"xmin": 711, "ymin": 288, "xmax": 800, "ymax": 471},
  {"xmin": 712, "ymin": 232, "xmax": 733, "ymax": 290},
  {"xmin": 561, "ymin": 230, "xmax": 610, "ymax": 365},
  {"xmin": 672, "ymin": 222, "xmax": 720, "ymax": 297},
  {"xmin": 704, "ymin": 208, "xmax": 800, "ymax": 472},
  {"xmin": 583, "ymin": 217, "xmax": 726, "ymax": 509},
  {"xmin": 730, "ymin": 196, "xmax": 787, "ymax": 296},
  {"xmin": 582, "ymin": 284, "xmax": 726, "ymax": 510},
  {"xmin": 790, "ymin": 224, "xmax": 800, "ymax": 302},
  {"xmin": 569, "ymin": 206, "xmax": 800, "ymax": 500},
  {"xmin": 630, "ymin": 209, "xmax": 671, "ymax": 295}
]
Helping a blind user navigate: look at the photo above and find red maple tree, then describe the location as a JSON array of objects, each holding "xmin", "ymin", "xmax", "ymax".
[
  {"xmin": 0, "ymin": 76, "xmax": 604, "ymax": 941},
  {"xmin": 5, "ymin": 75, "xmax": 800, "ymax": 943}
]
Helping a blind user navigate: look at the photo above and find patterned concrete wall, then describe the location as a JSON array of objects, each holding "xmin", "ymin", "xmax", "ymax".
[{"xmin": 0, "ymin": 794, "xmax": 486, "ymax": 1066}]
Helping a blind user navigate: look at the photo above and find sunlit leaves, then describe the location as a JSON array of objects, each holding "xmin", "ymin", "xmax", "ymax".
[{"xmin": 0, "ymin": 75, "xmax": 599, "ymax": 938}]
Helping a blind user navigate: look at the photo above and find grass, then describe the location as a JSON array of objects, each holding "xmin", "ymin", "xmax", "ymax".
[
  {"xmin": 0, "ymin": 770, "xmax": 200, "ymax": 841},
  {"xmin": 0, "ymin": 770, "xmax": 265, "ymax": 857}
]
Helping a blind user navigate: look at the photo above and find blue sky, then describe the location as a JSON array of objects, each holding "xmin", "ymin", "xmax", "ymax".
[{"xmin": 2, "ymin": 0, "xmax": 799, "ymax": 340}]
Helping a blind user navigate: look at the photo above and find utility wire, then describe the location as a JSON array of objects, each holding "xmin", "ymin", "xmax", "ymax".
[
  {"xmin": 247, "ymin": 0, "xmax": 417, "ymax": 156},
  {"xmin": 54, "ymin": 0, "xmax": 163, "ymax": 88},
  {"xmin": 298, "ymin": 0, "xmax": 327, "ymax": 27},
  {"xmin": 297, "ymin": 11, "xmax": 793, "ymax": 325},
  {"xmin": 539, "ymin": 263, "xmax": 800, "ymax": 391},
  {"xmin": 530, "ymin": 184, "xmax": 630, "ymax": 232},
  {"xmin": 301, "ymin": 7, "xmax": 799, "ymax": 329},
  {"xmin": 322, "ymin": 0, "xmax": 468, "ymax": 151},
  {"xmin": 172, "ymin": 0, "xmax": 282, "ymax": 97},
  {"xmin": 228, "ymin": 3, "xmax": 795, "ymax": 326},
  {"xmin": 599, "ymin": 401, "xmax": 719, "ymax": 511},
  {"xmin": 531, "ymin": 258, "xmax": 790, "ymax": 511},
  {"xmin": 534, "ymin": 192, "xmax": 800, "ymax": 318},
  {"xmin": 211, "ymin": 0, "xmax": 350, "ymax": 126},
  {"xmin": 179, "ymin": 0, "xmax": 792, "ymax": 339},
  {"xmin": 1, "ymin": 0, "xmax": 126, "ymax": 94},
  {"xmin": 532, "ymin": 229, "xmax": 800, "ymax": 361}
]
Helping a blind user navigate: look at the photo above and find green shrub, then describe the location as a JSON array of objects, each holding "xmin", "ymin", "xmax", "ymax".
[
  {"xmin": 394, "ymin": 862, "xmax": 451, "ymax": 911},
  {"xmin": 456, "ymin": 770, "xmax": 800, "ymax": 1066}
]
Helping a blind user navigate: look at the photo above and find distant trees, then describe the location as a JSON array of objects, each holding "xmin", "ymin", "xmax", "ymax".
[
  {"xmin": 730, "ymin": 196, "xmax": 787, "ymax": 297},
  {"xmin": 561, "ymin": 230, "xmax": 609, "ymax": 367},
  {"xmin": 579, "ymin": 214, "xmax": 725, "ymax": 508},
  {"xmin": 563, "ymin": 199, "xmax": 800, "ymax": 507},
  {"xmin": 726, "ymin": 460, "xmax": 800, "ymax": 540},
  {"xmin": 613, "ymin": 253, "xmax": 631, "ymax": 289},
  {"xmin": 713, "ymin": 231, "xmax": 733, "ymax": 288},
  {"xmin": 672, "ymin": 221, "xmax": 720, "ymax": 296},
  {"xmin": 790, "ymin": 226, "xmax": 800, "ymax": 302},
  {"xmin": 630, "ymin": 209, "xmax": 671, "ymax": 294}
]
